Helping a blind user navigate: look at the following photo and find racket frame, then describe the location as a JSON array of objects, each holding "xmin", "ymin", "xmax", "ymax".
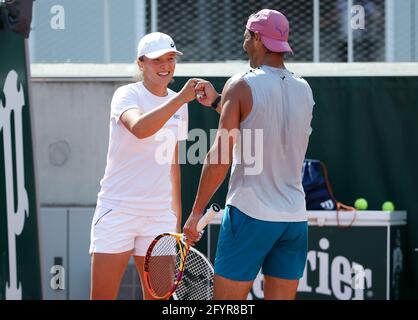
[
  {"xmin": 143, "ymin": 203, "xmax": 220, "ymax": 299},
  {"xmin": 143, "ymin": 232, "xmax": 189, "ymax": 300}
]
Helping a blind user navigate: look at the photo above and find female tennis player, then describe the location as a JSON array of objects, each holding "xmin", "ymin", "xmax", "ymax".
[{"xmin": 89, "ymin": 32, "xmax": 198, "ymax": 300}]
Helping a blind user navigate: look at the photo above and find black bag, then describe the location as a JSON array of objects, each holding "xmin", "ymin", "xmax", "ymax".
[
  {"xmin": 302, "ymin": 159, "xmax": 356, "ymax": 226},
  {"xmin": 302, "ymin": 159, "xmax": 336, "ymax": 210}
]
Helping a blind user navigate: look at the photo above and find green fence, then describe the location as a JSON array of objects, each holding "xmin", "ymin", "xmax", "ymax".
[{"xmin": 171, "ymin": 75, "xmax": 418, "ymax": 299}]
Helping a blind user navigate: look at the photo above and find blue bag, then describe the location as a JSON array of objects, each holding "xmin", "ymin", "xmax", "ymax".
[
  {"xmin": 302, "ymin": 159, "xmax": 356, "ymax": 227},
  {"xmin": 302, "ymin": 159, "xmax": 337, "ymax": 210}
]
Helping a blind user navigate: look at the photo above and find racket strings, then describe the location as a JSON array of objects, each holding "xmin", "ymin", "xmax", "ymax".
[
  {"xmin": 147, "ymin": 235, "xmax": 183, "ymax": 297},
  {"xmin": 175, "ymin": 248, "xmax": 214, "ymax": 300}
]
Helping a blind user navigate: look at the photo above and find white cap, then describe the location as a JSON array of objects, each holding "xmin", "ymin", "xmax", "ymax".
[{"xmin": 137, "ymin": 32, "xmax": 183, "ymax": 59}]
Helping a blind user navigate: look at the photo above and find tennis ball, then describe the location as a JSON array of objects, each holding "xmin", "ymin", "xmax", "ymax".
[
  {"xmin": 382, "ymin": 201, "xmax": 395, "ymax": 211},
  {"xmin": 354, "ymin": 198, "xmax": 368, "ymax": 210}
]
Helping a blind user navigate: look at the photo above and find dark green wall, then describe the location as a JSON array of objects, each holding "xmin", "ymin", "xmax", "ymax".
[
  {"xmin": 0, "ymin": 18, "xmax": 42, "ymax": 299},
  {"xmin": 170, "ymin": 75, "xmax": 418, "ymax": 299}
]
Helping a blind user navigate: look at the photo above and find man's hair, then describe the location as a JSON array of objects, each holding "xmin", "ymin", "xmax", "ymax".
[{"xmin": 248, "ymin": 30, "xmax": 274, "ymax": 54}]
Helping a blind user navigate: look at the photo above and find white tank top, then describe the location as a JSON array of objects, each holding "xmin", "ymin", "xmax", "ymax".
[{"xmin": 226, "ymin": 65, "xmax": 314, "ymax": 222}]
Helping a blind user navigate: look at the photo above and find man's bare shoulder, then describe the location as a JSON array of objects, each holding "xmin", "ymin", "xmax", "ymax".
[
  {"xmin": 224, "ymin": 73, "xmax": 251, "ymax": 97},
  {"xmin": 221, "ymin": 73, "xmax": 253, "ymax": 119}
]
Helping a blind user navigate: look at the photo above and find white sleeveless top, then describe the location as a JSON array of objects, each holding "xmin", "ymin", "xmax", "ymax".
[{"xmin": 226, "ymin": 65, "xmax": 314, "ymax": 222}]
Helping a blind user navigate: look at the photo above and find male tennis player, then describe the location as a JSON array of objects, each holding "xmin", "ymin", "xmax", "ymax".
[{"xmin": 184, "ymin": 9, "xmax": 315, "ymax": 300}]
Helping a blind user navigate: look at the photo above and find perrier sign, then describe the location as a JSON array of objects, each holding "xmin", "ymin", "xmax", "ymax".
[{"xmin": 0, "ymin": 16, "xmax": 42, "ymax": 299}]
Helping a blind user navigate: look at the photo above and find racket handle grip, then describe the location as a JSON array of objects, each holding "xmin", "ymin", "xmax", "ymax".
[{"xmin": 196, "ymin": 203, "xmax": 221, "ymax": 232}]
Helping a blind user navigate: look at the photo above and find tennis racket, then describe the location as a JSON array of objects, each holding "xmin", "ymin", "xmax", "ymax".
[{"xmin": 143, "ymin": 203, "xmax": 220, "ymax": 300}]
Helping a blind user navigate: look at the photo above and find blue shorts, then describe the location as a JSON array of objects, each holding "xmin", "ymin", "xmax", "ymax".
[{"xmin": 214, "ymin": 205, "xmax": 308, "ymax": 281}]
